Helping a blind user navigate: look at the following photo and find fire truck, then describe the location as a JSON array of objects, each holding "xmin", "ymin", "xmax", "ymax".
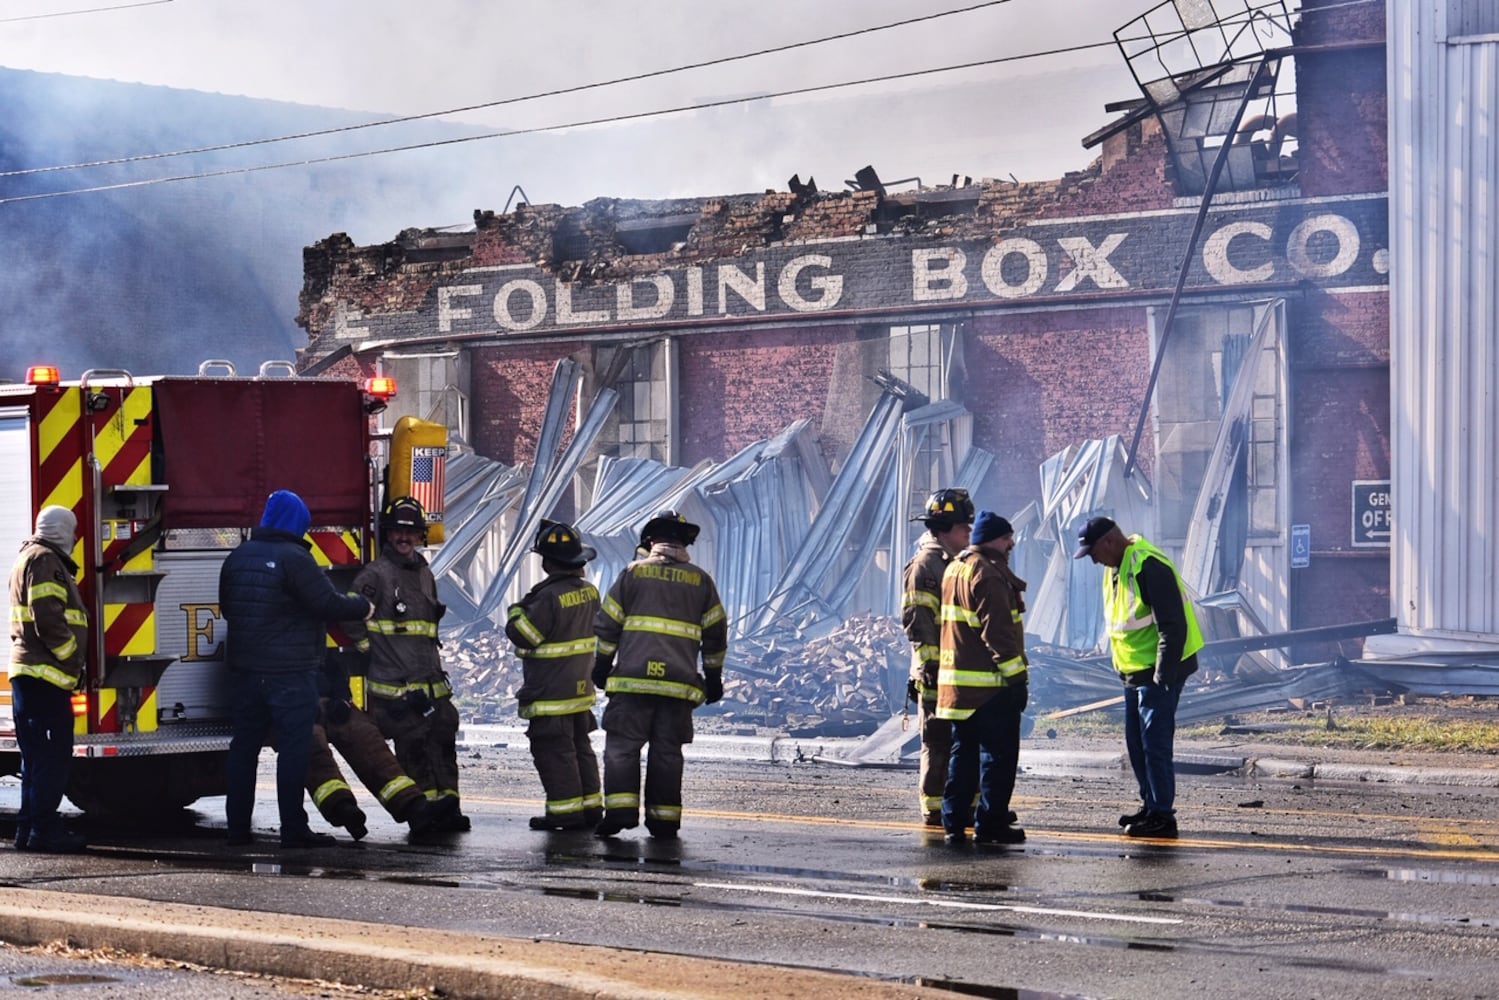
[{"xmin": 0, "ymin": 361, "xmax": 446, "ymax": 820}]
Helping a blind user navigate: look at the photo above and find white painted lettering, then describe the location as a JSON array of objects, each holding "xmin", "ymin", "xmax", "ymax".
[
  {"xmin": 911, "ymin": 248, "xmax": 968, "ymax": 301},
  {"xmin": 1055, "ymin": 234, "xmax": 1129, "ymax": 291},
  {"xmin": 493, "ymin": 279, "xmax": 547, "ymax": 331},
  {"xmin": 687, "ymin": 267, "xmax": 704, "ymax": 316},
  {"xmin": 555, "ymin": 281, "xmax": 610, "ymax": 325},
  {"xmin": 1287, "ymin": 214, "xmax": 1359, "ymax": 279},
  {"xmin": 981, "ymin": 239, "xmax": 1047, "ymax": 298},
  {"xmin": 616, "ymin": 275, "xmax": 674, "ymax": 321},
  {"xmin": 1203, "ymin": 221, "xmax": 1274, "ymax": 284},
  {"xmin": 334, "ymin": 300, "xmax": 370, "ymax": 340},
  {"xmin": 779, "ymin": 255, "xmax": 843, "ymax": 312},
  {"xmin": 718, "ymin": 262, "xmax": 765, "ymax": 314},
  {"xmin": 437, "ymin": 284, "xmax": 482, "ymax": 333}
]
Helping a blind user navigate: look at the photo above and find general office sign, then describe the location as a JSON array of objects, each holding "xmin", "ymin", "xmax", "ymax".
[{"xmin": 343, "ymin": 195, "xmax": 1387, "ymax": 341}]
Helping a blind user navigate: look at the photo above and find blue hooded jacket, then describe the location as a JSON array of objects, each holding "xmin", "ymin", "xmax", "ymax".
[{"xmin": 217, "ymin": 491, "xmax": 369, "ymax": 673}]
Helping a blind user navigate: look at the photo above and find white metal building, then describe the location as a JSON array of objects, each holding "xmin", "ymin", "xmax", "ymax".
[{"xmin": 1372, "ymin": 0, "xmax": 1499, "ymax": 654}]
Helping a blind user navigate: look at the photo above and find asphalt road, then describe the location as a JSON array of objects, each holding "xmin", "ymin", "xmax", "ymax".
[{"xmin": 1, "ymin": 734, "xmax": 1498, "ymax": 999}]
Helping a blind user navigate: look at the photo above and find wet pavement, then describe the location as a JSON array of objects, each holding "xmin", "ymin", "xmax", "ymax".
[{"xmin": 0, "ymin": 731, "xmax": 1494, "ymax": 999}]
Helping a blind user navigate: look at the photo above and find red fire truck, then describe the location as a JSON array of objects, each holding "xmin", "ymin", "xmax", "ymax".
[{"xmin": 0, "ymin": 362, "xmax": 445, "ymax": 820}]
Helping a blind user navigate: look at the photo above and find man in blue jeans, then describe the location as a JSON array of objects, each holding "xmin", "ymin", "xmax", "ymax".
[
  {"xmin": 936, "ymin": 511, "xmax": 1029, "ymax": 846},
  {"xmin": 219, "ymin": 490, "xmax": 372, "ymax": 848},
  {"xmin": 1075, "ymin": 517, "xmax": 1203, "ymax": 839}
]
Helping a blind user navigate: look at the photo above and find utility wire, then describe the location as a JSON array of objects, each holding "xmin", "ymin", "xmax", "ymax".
[
  {"xmin": 0, "ymin": 0, "xmax": 169, "ymax": 23},
  {"xmin": 0, "ymin": 0, "xmax": 1378, "ymax": 204},
  {"xmin": 0, "ymin": 38, "xmax": 1124, "ymax": 205},
  {"xmin": 0, "ymin": 0, "xmax": 1016, "ymax": 178}
]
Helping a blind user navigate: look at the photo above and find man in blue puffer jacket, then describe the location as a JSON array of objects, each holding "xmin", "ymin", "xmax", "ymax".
[{"xmin": 219, "ymin": 490, "xmax": 373, "ymax": 848}]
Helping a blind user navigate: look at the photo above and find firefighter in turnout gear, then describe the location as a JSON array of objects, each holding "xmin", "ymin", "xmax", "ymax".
[
  {"xmin": 301, "ymin": 650, "xmax": 454, "ymax": 839},
  {"xmin": 901, "ymin": 487, "xmax": 974, "ymax": 827},
  {"xmin": 592, "ymin": 510, "xmax": 727, "ymax": 839},
  {"xmin": 7, "ymin": 505, "xmax": 88, "ymax": 853},
  {"xmin": 506, "ymin": 520, "xmax": 603, "ymax": 832},
  {"xmin": 344, "ymin": 497, "xmax": 466, "ymax": 831},
  {"xmin": 937, "ymin": 511, "xmax": 1028, "ymax": 846}
]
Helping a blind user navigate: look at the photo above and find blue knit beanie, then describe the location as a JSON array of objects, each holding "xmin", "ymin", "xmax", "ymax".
[
  {"xmin": 260, "ymin": 490, "xmax": 311, "ymax": 536},
  {"xmin": 971, "ymin": 510, "xmax": 1013, "ymax": 545}
]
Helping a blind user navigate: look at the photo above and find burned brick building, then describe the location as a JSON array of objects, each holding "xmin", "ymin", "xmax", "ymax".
[{"xmin": 297, "ymin": 0, "xmax": 1388, "ymax": 655}]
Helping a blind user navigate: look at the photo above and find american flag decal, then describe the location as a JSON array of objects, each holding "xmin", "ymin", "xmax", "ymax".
[{"xmin": 410, "ymin": 446, "xmax": 445, "ymax": 521}]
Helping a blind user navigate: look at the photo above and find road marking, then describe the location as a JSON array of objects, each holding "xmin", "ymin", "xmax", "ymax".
[{"xmin": 691, "ymin": 881, "xmax": 1181, "ymax": 924}]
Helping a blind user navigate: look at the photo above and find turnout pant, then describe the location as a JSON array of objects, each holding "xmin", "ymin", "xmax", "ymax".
[
  {"xmin": 526, "ymin": 711, "xmax": 602, "ymax": 822},
  {"xmin": 372, "ymin": 692, "xmax": 461, "ymax": 808},
  {"xmin": 918, "ymin": 696, "xmax": 952, "ymax": 819},
  {"xmin": 306, "ymin": 705, "xmax": 426, "ymax": 823},
  {"xmin": 599, "ymin": 694, "xmax": 694, "ymax": 832},
  {"xmin": 10, "ymin": 675, "xmax": 74, "ymax": 846}
]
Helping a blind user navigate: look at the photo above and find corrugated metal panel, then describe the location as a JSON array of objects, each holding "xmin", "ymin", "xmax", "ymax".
[{"xmin": 1384, "ymin": 3, "xmax": 1499, "ymax": 648}]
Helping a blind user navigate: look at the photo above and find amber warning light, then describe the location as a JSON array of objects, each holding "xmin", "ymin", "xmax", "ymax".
[
  {"xmin": 365, "ymin": 376, "xmax": 397, "ymax": 400},
  {"xmin": 26, "ymin": 365, "xmax": 61, "ymax": 386}
]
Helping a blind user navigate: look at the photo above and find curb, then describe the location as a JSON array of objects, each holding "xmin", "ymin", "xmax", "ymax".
[{"xmin": 0, "ymin": 888, "xmax": 949, "ymax": 1000}]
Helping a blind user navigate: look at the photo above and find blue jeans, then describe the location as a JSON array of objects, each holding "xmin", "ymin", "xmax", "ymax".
[
  {"xmin": 10, "ymin": 675, "xmax": 74, "ymax": 843},
  {"xmin": 1123, "ymin": 678, "xmax": 1182, "ymax": 817},
  {"xmin": 227, "ymin": 670, "xmax": 319, "ymax": 841},
  {"xmin": 942, "ymin": 685, "xmax": 1024, "ymax": 836}
]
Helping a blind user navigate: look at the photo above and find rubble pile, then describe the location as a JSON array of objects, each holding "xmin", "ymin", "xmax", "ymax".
[{"xmin": 441, "ymin": 613, "xmax": 912, "ymax": 732}]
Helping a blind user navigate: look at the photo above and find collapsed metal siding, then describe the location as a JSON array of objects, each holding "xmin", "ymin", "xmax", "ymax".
[{"xmin": 1384, "ymin": 1, "xmax": 1499, "ymax": 648}]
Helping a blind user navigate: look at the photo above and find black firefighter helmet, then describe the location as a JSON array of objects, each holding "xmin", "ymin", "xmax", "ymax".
[
  {"xmin": 383, "ymin": 496, "xmax": 428, "ymax": 538},
  {"xmin": 639, "ymin": 509, "xmax": 700, "ymax": 547},
  {"xmin": 913, "ymin": 488, "xmax": 975, "ymax": 529},
  {"xmin": 532, "ymin": 519, "xmax": 597, "ymax": 568}
]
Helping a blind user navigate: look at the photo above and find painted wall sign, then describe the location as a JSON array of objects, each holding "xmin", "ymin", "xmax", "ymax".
[{"xmin": 334, "ymin": 195, "xmax": 1389, "ymax": 343}]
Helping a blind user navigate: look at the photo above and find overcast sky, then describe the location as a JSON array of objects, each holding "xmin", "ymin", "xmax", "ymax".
[{"xmin": 0, "ymin": 0, "xmax": 1173, "ymax": 222}]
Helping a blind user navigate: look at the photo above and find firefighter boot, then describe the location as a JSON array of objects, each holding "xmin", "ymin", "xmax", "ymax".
[{"xmin": 327, "ymin": 798, "xmax": 368, "ymax": 841}]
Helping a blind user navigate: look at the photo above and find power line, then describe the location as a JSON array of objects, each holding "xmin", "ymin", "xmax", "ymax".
[
  {"xmin": 0, "ymin": 0, "xmax": 1017, "ymax": 179},
  {"xmin": 0, "ymin": 0, "xmax": 1379, "ymax": 205},
  {"xmin": 0, "ymin": 0, "xmax": 170, "ymax": 24},
  {"xmin": 0, "ymin": 37, "xmax": 1127, "ymax": 206}
]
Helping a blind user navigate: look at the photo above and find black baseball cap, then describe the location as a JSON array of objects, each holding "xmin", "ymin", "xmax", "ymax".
[{"xmin": 1073, "ymin": 516, "xmax": 1117, "ymax": 559}]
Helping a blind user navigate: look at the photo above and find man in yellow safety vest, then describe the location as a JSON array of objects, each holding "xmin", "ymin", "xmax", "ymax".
[{"xmin": 1075, "ymin": 516, "xmax": 1203, "ymax": 839}]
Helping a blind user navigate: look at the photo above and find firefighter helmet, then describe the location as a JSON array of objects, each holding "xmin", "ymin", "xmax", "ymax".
[
  {"xmin": 384, "ymin": 496, "xmax": 427, "ymax": 535},
  {"xmin": 913, "ymin": 487, "xmax": 975, "ymax": 528},
  {"xmin": 532, "ymin": 519, "xmax": 597, "ymax": 567},
  {"xmin": 639, "ymin": 509, "xmax": 700, "ymax": 547}
]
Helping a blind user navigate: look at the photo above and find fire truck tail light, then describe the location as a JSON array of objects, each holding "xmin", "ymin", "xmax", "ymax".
[
  {"xmin": 27, "ymin": 365, "xmax": 61, "ymax": 386},
  {"xmin": 70, "ymin": 692, "xmax": 87, "ymax": 717}
]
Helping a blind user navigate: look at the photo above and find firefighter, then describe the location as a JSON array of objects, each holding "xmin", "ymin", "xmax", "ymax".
[
  {"xmin": 902, "ymin": 487, "xmax": 975, "ymax": 827},
  {"xmin": 592, "ymin": 510, "xmax": 727, "ymax": 839},
  {"xmin": 937, "ymin": 510, "xmax": 1028, "ymax": 846},
  {"xmin": 301, "ymin": 650, "xmax": 454, "ymax": 839},
  {"xmin": 346, "ymin": 497, "xmax": 466, "ymax": 831},
  {"xmin": 505, "ymin": 520, "xmax": 603, "ymax": 831},
  {"xmin": 7, "ymin": 505, "xmax": 88, "ymax": 853}
]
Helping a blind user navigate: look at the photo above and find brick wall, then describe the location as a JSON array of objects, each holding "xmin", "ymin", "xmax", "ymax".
[
  {"xmin": 966, "ymin": 308, "xmax": 1153, "ymax": 515},
  {"xmin": 470, "ymin": 344, "xmax": 587, "ymax": 464}
]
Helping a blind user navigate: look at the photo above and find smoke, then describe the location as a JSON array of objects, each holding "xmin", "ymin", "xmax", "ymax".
[{"xmin": 0, "ymin": 60, "xmax": 1123, "ymax": 383}]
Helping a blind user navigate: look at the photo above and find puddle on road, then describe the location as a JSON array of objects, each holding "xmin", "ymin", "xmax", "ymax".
[
  {"xmin": 1373, "ymin": 866, "xmax": 1499, "ymax": 887},
  {"xmin": 902, "ymin": 977, "xmax": 1094, "ymax": 999},
  {"xmin": 541, "ymin": 886, "xmax": 682, "ymax": 906},
  {"xmin": 1138, "ymin": 887, "xmax": 1499, "ymax": 928},
  {"xmin": 13, "ymin": 972, "xmax": 120, "ymax": 985}
]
